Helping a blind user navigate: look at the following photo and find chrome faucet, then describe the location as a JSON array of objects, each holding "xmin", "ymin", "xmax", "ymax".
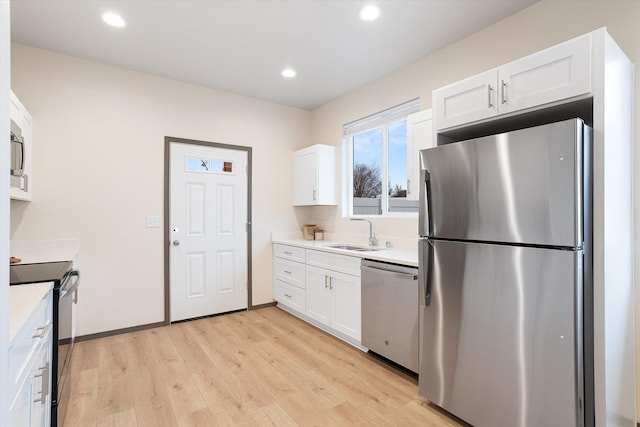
[{"xmin": 350, "ymin": 218, "xmax": 378, "ymax": 247}]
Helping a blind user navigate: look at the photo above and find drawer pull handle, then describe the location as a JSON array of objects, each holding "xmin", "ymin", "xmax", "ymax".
[
  {"xmin": 283, "ymin": 270, "xmax": 292, "ymax": 274},
  {"xmin": 284, "ymin": 251, "xmax": 292, "ymax": 255},
  {"xmin": 33, "ymin": 363, "xmax": 49, "ymax": 404},
  {"xmin": 501, "ymin": 80, "xmax": 507, "ymax": 104},
  {"xmin": 284, "ymin": 294, "xmax": 292, "ymax": 298},
  {"xmin": 32, "ymin": 325, "xmax": 48, "ymax": 339},
  {"xmin": 324, "ymin": 275, "xmax": 329, "ymax": 289}
]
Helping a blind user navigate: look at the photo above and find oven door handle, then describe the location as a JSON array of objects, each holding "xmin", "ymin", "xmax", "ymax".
[{"xmin": 62, "ymin": 270, "xmax": 80, "ymax": 302}]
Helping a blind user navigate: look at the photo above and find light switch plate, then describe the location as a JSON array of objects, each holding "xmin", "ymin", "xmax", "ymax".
[{"xmin": 146, "ymin": 215, "xmax": 160, "ymax": 228}]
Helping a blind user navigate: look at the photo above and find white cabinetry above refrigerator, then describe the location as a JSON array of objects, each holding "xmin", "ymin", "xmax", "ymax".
[{"xmin": 434, "ymin": 33, "xmax": 591, "ymax": 131}]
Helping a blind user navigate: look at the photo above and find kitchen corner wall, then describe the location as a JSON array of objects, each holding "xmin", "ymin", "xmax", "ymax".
[
  {"xmin": 10, "ymin": 44, "xmax": 309, "ymax": 336},
  {"xmin": 308, "ymin": 0, "xmax": 640, "ymax": 417}
]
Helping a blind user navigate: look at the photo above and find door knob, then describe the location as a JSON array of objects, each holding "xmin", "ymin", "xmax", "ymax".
[{"xmin": 172, "ymin": 240, "xmax": 180, "ymax": 246}]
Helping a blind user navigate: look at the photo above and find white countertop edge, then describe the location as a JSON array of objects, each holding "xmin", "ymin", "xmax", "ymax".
[
  {"xmin": 271, "ymin": 237, "xmax": 418, "ymax": 267},
  {"xmin": 10, "ymin": 282, "xmax": 53, "ymax": 342}
]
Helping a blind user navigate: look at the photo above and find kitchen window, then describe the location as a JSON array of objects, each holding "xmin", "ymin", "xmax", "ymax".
[{"xmin": 343, "ymin": 99, "xmax": 420, "ymax": 216}]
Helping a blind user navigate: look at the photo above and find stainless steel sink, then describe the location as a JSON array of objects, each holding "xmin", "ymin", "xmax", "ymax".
[{"xmin": 325, "ymin": 244, "xmax": 383, "ymax": 252}]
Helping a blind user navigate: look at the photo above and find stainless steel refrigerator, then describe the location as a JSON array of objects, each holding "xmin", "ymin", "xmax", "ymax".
[{"xmin": 418, "ymin": 118, "xmax": 593, "ymax": 427}]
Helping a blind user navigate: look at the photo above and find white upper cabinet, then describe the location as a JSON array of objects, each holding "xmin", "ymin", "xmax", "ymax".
[
  {"xmin": 498, "ymin": 35, "xmax": 591, "ymax": 114},
  {"xmin": 10, "ymin": 90, "xmax": 33, "ymax": 201},
  {"xmin": 292, "ymin": 144, "xmax": 338, "ymax": 206},
  {"xmin": 434, "ymin": 33, "xmax": 592, "ymax": 131},
  {"xmin": 434, "ymin": 71, "xmax": 498, "ymax": 131},
  {"xmin": 406, "ymin": 109, "xmax": 433, "ymax": 200}
]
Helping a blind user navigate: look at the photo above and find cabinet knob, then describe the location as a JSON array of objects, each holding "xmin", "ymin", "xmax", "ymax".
[{"xmin": 172, "ymin": 240, "xmax": 180, "ymax": 246}]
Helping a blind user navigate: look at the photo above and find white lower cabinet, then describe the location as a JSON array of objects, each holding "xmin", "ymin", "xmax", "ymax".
[
  {"xmin": 9, "ymin": 289, "xmax": 53, "ymax": 427},
  {"xmin": 273, "ymin": 244, "xmax": 362, "ymax": 346},
  {"xmin": 306, "ymin": 265, "xmax": 361, "ymax": 341},
  {"xmin": 273, "ymin": 244, "xmax": 307, "ymax": 314}
]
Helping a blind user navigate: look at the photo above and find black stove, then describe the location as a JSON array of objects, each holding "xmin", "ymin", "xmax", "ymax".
[{"xmin": 9, "ymin": 260, "xmax": 73, "ymax": 287}]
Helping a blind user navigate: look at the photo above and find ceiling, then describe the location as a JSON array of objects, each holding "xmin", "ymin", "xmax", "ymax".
[{"xmin": 10, "ymin": 0, "xmax": 538, "ymax": 110}]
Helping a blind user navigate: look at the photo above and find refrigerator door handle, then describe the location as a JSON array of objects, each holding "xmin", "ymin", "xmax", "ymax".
[
  {"xmin": 419, "ymin": 240, "xmax": 434, "ymax": 307},
  {"xmin": 426, "ymin": 240, "xmax": 433, "ymax": 306},
  {"xmin": 419, "ymin": 168, "xmax": 433, "ymax": 237}
]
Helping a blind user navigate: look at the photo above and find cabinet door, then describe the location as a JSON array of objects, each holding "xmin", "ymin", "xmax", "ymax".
[
  {"xmin": 9, "ymin": 331, "xmax": 51, "ymax": 427},
  {"xmin": 305, "ymin": 265, "xmax": 331, "ymax": 326},
  {"xmin": 498, "ymin": 34, "xmax": 591, "ymax": 114},
  {"xmin": 406, "ymin": 109, "xmax": 433, "ymax": 200},
  {"xmin": 293, "ymin": 147, "xmax": 318, "ymax": 206},
  {"xmin": 433, "ymin": 70, "xmax": 498, "ymax": 130},
  {"xmin": 30, "ymin": 336, "xmax": 51, "ymax": 427},
  {"xmin": 330, "ymin": 271, "xmax": 361, "ymax": 341},
  {"xmin": 9, "ymin": 373, "xmax": 32, "ymax": 427},
  {"xmin": 293, "ymin": 145, "xmax": 337, "ymax": 206}
]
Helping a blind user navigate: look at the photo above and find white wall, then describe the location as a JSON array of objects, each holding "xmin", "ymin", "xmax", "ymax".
[
  {"xmin": 10, "ymin": 45, "xmax": 309, "ymax": 336},
  {"xmin": 309, "ymin": 0, "xmax": 640, "ymax": 418}
]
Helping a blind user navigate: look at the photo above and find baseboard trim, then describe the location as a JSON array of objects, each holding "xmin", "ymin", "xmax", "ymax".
[
  {"xmin": 250, "ymin": 301, "xmax": 277, "ymax": 310},
  {"xmin": 76, "ymin": 321, "xmax": 165, "ymax": 342},
  {"xmin": 77, "ymin": 303, "xmax": 276, "ymax": 342}
]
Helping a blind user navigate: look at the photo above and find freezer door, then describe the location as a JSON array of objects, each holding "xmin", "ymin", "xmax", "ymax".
[
  {"xmin": 419, "ymin": 239, "xmax": 583, "ymax": 427},
  {"xmin": 420, "ymin": 119, "xmax": 588, "ymax": 247}
]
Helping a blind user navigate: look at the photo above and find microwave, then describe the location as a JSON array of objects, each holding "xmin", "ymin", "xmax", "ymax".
[{"xmin": 10, "ymin": 120, "xmax": 24, "ymax": 177}]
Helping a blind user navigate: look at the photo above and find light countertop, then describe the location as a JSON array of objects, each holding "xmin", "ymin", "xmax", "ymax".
[
  {"xmin": 271, "ymin": 235, "xmax": 418, "ymax": 267},
  {"xmin": 9, "ymin": 282, "xmax": 53, "ymax": 342}
]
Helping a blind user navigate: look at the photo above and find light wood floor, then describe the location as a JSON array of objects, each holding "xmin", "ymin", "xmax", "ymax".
[{"xmin": 65, "ymin": 306, "xmax": 464, "ymax": 426}]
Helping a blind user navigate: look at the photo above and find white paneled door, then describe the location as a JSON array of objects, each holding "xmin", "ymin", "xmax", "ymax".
[{"xmin": 170, "ymin": 142, "xmax": 248, "ymax": 322}]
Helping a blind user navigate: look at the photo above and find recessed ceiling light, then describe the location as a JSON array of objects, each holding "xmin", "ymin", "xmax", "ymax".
[
  {"xmin": 102, "ymin": 12, "xmax": 125, "ymax": 28},
  {"xmin": 282, "ymin": 68, "xmax": 296, "ymax": 78},
  {"xmin": 360, "ymin": 5, "xmax": 380, "ymax": 21}
]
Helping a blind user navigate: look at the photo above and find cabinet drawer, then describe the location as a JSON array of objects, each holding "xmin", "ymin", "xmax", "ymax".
[
  {"xmin": 9, "ymin": 292, "xmax": 52, "ymax": 396},
  {"xmin": 274, "ymin": 279, "xmax": 306, "ymax": 314},
  {"xmin": 274, "ymin": 258, "xmax": 305, "ymax": 289},
  {"xmin": 274, "ymin": 244, "xmax": 305, "ymax": 263},
  {"xmin": 306, "ymin": 250, "xmax": 361, "ymax": 277}
]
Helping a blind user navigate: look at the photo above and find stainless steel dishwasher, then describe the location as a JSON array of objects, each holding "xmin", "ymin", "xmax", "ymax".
[{"xmin": 361, "ymin": 259, "xmax": 419, "ymax": 373}]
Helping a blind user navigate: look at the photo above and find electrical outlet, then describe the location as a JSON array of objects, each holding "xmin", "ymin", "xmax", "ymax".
[{"xmin": 146, "ymin": 215, "xmax": 160, "ymax": 228}]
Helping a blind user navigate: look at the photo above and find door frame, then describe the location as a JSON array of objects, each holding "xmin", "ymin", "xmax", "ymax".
[{"xmin": 164, "ymin": 136, "xmax": 253, "ymax": 325}]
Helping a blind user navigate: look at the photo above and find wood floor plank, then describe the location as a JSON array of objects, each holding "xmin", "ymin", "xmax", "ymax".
[
  {"xmin": 142, "ymin": 327, "xmax": 182, "ymax": 365},
  {"xmin": 129, "ymin": 365, "xmax": 180, "ymax": 427},
  {"xmin": 251, "ymin": 402, "xmax": 299, "ymax": 427},
  {"xmin": 96, "ymin": 407, "xmax": 138, "ymax": 427},
  {"xmin": 67, "ymin": 306, "xmax": 464, "ymax": 426}
]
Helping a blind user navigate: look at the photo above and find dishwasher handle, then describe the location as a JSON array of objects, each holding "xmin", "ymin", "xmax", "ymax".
[{"xmin": 361, "ymin": 264, "xmax": 417, "ymax": 281}]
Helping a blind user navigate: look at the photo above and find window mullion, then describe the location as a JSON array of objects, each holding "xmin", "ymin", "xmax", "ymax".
[
  {"xmin": 347, "ymin": 136, "xmax": 354, "ymax": 216},
  {"xmin": 381, "ymin": 124, "xmax": 389, "ymax": 215}
]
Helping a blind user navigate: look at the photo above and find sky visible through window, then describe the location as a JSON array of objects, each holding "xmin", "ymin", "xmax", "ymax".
[{"xmin": 353, "ymin": 120, "xmax": 407, "ymax": 197}]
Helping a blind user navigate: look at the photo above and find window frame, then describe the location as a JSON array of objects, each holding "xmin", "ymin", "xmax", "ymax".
[{"xmin": 342, "ymin": 99, "xmax": 420, "ymax": 218}]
